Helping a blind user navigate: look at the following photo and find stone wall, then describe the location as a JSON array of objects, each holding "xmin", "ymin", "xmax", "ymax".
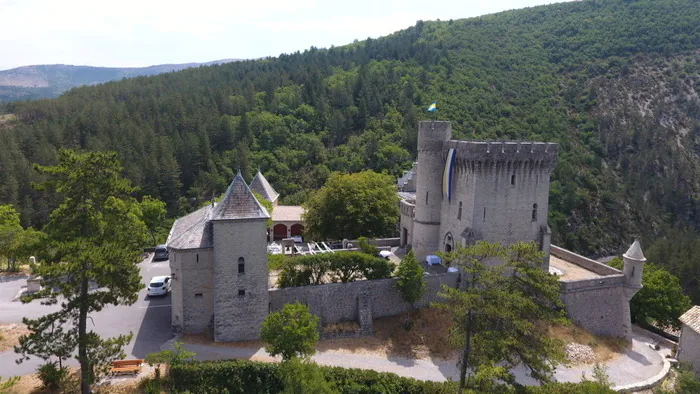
[
  {"xmin": 169, "ymin": 249, "xmax": 214, "ymax": 334},
  {"xmin": 212, "ymin": 219, "xmax": 270, "ymax": 342},
  {"xmin": 678, "ymin": 324, "xmax": 700, "ymax": 375},
  {"xmin": 268, "ymin": 272, "xmax": 460, "ymax": 325},
  {"xmin": 559, "ymin": 274, "xmax": 631, "ymax": 337}
]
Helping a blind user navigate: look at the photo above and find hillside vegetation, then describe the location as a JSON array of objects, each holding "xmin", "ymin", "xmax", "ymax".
[{"xmin": 0, "ymin": 0, "xmax": 699, "ymax": 260}]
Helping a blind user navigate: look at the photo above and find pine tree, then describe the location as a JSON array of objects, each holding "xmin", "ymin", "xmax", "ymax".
[{"xmin": 16, "ymin": 150, "xmax": 149, "ymax": 393}]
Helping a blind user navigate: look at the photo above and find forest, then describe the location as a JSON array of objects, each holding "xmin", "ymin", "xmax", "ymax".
[{"xmin": 0, "ymin": 0, "xmax": 699, "ymax": 263}]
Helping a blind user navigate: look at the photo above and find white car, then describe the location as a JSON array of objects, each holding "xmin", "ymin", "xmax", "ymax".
[{"xmin": 147, "ymin": 276, "xmax": 171, "ymax": 297}]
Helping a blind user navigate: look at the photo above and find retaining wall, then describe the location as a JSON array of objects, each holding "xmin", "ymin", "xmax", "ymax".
[{"xmin": 268, "ymin": 273, "xmax": 459, "ymax": 325}]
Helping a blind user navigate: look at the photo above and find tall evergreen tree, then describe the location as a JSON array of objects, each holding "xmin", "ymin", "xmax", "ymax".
[{"xmin": 15, "ymin": 150, "xmax": 148, "ymax": 393}]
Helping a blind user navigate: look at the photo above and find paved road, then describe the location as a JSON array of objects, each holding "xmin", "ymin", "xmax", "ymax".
[
  {"xmin": 0, "ymin": 255, "xmax": 174, "ymax": 378},
  {"xmin": 176, "ymin": 327, "xmax": 668, "ymax": 388}
]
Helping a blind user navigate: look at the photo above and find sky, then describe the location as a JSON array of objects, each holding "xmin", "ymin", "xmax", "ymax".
[{"xmin": 0, "ymin": 0, "xmax": 571, "ymax": 71}]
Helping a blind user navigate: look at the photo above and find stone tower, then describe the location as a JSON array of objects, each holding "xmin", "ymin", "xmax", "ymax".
[
  {"xmin": 210, "ymin": 172, "xmax": 271, "ymax": 342},
  {"xmin": 622, "ymin": 239, "xmax": 646, "ymax": 300},
  {"xmin": 413, "ymin": 121, "xmax": 452, "ymax": 261}
]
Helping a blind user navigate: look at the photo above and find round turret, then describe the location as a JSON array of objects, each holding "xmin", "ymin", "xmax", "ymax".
[
  {"xmin": 622, "ymin": 239, "xmax": 646, "ymax": 300},
  {"xmin": 412, "ymin": 121, "xmax": 451, "ymax": 261}
]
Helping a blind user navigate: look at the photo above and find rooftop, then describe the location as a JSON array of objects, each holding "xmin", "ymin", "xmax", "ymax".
[
  {"xmin": 250, "ymin": 170, "xmax": 280, "ymax": 203},
  {"xmin": 166, "ymin": 205, "xmax": 213, "ymax": 250},
  {"xmin": 680, "ymin": 306, "xmax": 700, "ymax": 333},
  {"xmin": 272, "ymin": 205, "xmax": 304, "ymax": 222},
  {"xmin": 211, "ymin": 172, "xmax": 270, "ymax": 221}
]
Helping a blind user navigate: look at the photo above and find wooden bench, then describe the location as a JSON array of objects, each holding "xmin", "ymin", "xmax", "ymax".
[{"xmin": 110, "ymin": 359, "xmax": 144, "ymax": 375}]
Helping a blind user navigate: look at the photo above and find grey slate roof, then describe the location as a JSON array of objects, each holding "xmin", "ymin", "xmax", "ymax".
[
  {"xmin": 680, "ymin": 306, "xmax": 700, "ymax": 334},
  {"xmin": 249, "ymin": 171, "xmax": 280, "ymax": 203},
  {"xmin": 211, "ymin": 172, "xmax": 270, "ymax": 221},
  {"xmin": 166, "ymin": 205, "xmax": 213, "ymax": 250}
]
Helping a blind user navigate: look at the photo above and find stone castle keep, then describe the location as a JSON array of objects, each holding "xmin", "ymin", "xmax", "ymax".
[
  {"xmin": 167, "ymin": 120, "xmax": 647, "ymax": 342},
  {"xmin": 398, "ymin": 121, "xmax": 557, "ymax": 266}
]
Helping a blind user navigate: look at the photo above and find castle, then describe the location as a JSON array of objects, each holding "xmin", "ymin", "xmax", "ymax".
[
  {"xmin": 166, "ymin": 120, "xmax": 647, "ymax": 342},
  {"xmin": 398, "ymin": 121, "xmax": 556, "ymax": 267}
]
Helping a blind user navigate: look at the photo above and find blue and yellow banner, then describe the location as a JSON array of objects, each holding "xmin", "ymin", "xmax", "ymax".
[
  {"xmin": 442, "ymin": 148, "xmax": 455, "ymax": 201},
  {"xmin": 427, "ymin": 101, "xmax": 437, "ymax": 112}
]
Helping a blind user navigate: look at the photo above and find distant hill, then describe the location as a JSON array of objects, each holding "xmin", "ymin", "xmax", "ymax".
[{"xmin": 0, "ymin": 60, "xmax": 240, "ymax": 101}]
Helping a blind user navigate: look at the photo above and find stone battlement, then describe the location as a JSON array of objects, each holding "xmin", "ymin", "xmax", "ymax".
[{"xmin": 444, "ymin": 140, "xmax": 559, "ymax": 166}]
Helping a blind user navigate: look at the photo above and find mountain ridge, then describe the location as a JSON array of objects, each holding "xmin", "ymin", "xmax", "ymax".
[{"xmin": 0, "ymin": 59, "xmax": 241, "ymax": 100}]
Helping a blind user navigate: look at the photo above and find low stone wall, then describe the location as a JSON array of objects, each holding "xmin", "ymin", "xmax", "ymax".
[
  {"xmin": 550, "ymin": 245, "xmax": 621, "ymax": 276},
  {"xmin": 268, "ymin": 273, "xmax": 459, "ymax": 326}
]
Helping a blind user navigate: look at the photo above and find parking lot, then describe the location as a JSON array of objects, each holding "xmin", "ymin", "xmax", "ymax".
[{"xmin": 0, "ymin": 254, "xmax": 174, "ymax": 378}]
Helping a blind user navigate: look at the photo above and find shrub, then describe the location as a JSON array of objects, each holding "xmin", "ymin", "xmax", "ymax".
[
  {"xmin": 280, "ymin": 358, "xmax": 334, "ymax": 394},
  {"xmin": 357, "ymin": 237, "xmax": 379, "ymax": 256},
  {"xmin": 37, "ymin": 361, "xmax": 68, "ymax": 391},
  {"xmin": 276, "ymin": 252, "xmax": 394, "ymax": 287},
  {"xmin": 268, "ymin": 254, "xmax": 288, "ymax": 271},
  {"xmin": 169, "ymin": 359, "xmax": 618, "ymax": 394}
]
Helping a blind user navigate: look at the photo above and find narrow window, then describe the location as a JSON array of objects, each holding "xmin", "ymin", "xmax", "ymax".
[
  {"xmin": 194, "ymin": 293, "xmax": 203, "ymax": 298},
  {"xmin": 458, "ymin": 202, "xmax": 463, "ymax": 220},
  {"xmin": 238, "ymin": 257, "xmax": 245, "ymax": 274},
  {"xmin": 238, "ymin": 289, "xmax": 245, "ymax": 297},
  {"xmin": 425, "ymin": 191, "xmax": 429, "ymax": 205},
  {"xmin": 532, "ymin": 203, "xmax": 538, "ymax": 221},
  {"xmin": 196, "ymin": 254, "xmax": 199, "ymax": 263},
  {"xmin": 511, "ymin": 174, "xmax": 516, "ymax": 185},
  {"xmin": 483, "ymin": 207, "xmax": 486, "ymax": 220},
  {"xmin": 631, "ymin": 266, "xmax": 635, "ymax": 278}
]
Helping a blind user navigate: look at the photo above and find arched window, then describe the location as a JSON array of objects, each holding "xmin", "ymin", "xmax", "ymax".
[
  {"xmin": 444, "ymin": 232, "xmax": 454, "ymax": 253},
  {"xmin": 458, "ymin": 202, "xmax": 463, "ymax": 220},
  {"xmin": 532, "ymin": 203, "xmax": 538, "ymax": 221},
  {"xmin": 238, "ymin": 257, "xmax": 245, "ymax": 274}
]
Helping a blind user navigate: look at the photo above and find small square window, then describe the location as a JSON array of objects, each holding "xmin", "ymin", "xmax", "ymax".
[
  {"xmin": 238, "ymin": 289, "xmax": 245, "ymax": 297},
  {"xmin": 195, "ymin": 293, "xmax": 203, "ymax": 298}
]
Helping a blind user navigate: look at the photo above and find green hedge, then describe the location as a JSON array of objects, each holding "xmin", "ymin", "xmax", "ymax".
[
  {"xmin": 277, "ymin": 251, "xmax": 395, "ymax": 287},
  {"xmin": 169, "ymin": 360, "xmax": 616, "ymax": 394}
]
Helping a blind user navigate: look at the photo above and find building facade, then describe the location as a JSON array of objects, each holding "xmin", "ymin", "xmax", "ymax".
[{"xmin": 678, "ymin": 306, "xmax": 700, "ymax": 375}]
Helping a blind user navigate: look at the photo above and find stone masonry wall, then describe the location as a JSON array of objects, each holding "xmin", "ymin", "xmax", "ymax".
[
  {"xmin": 678, "ymin": 325, "xmax": 700, "ymax": 375},
  {"xmin": 268, "ymin": 273, "xmax": 460, "ymax": 325},
  {"xmin": 213, "ymin": 219, "xmax": 270, "ymax": 342},
  {"xmin": 559, "ymin": 274, "xmax": 631, "ymax": 337},
  {"xmin": 169, "ymin": 249, "xmax": 214, "ymax": 334},
  {"xmin": 551, "ymin": 245, "xmax": 621, "ymax": 276}
]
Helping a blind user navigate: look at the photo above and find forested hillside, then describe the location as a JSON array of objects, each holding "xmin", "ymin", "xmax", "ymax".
[{"xmin": 1, "ymin": 0, "xmax": 699, "ymax": 258}]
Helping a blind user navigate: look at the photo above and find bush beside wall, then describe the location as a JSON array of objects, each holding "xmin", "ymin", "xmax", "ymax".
[{"xmin": 277, "ymin": 251, "xmax": 395, "ymax": 288}]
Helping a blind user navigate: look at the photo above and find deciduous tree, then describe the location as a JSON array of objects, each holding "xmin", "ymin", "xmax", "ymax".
[
  {"xmin": 261, "ymin": 302, "xmax": 320, "ymax": 361},
  {"xmin": 15, "ymin": 149, "xmax": 149, "ymax": 394},
  {"xmin": 138, "ymin": 196, "xmax": 168, "ymax": 245},
  {"xmin": 302, "ymin": 171, "xmax": 399, "ymax": 241},
  {"xmin": 395, "ymin": 250, "xmax": 426, "ymax": 312},
  {"xmin": 609, "ymin": 257, "xmax": 692, "ymax": 330}
]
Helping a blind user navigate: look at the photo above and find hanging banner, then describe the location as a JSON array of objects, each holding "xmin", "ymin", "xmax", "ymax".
[{"xmin": 442, "ymin": 148, "xmax": 455, "ymax": 201}]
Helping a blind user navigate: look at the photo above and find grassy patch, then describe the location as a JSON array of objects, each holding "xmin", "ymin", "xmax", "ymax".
[{"xmin": 548, "ymin": 323, "xmax": 630, "ymax": 363}]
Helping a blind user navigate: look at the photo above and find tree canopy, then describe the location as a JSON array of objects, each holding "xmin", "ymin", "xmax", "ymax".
[
  {"xmin": 261, "ymin": 302, "xmax": 320, "ymax": 361},
  {"xmin": 302, "ymin": 170, "xmax": 399, "ymax": 240}
]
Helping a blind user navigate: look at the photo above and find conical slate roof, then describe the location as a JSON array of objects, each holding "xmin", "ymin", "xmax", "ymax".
[
  {"xmin": 623, "ymin": 239, "xmax": 646, "ymax": 262},
  {"xmin": 211, "ymin": 172, "xmax": 270, "ymax": 221},
  {"xmin": 249, "ymin": 170, "xmax": 280, "ymax": 203}
]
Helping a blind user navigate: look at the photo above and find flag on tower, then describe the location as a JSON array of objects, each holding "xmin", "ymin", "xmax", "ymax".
[{"xmin": 427, "ymin": 101, "xmax": 437, "ymax": 112}]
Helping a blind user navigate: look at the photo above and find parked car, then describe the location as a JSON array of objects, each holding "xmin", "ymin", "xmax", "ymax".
[
  {"xmin": 147, "ymin": 276, "xmax": 171, "ymax": 297},
  {"xmin": 153, "ymin": 245, "xmax": 169, "ymax": 261}
]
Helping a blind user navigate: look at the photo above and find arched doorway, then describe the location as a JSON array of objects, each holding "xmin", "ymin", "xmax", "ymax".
[
  {"xmin": 290, "ymin": 223, "xmax": 304, "ymax": 238},
  {"xmin": 273, "ymin": 224, "xmax": 288, "ymax": 241},
  {"xmin": 444, "ymin": 232, "xmax": 454, "ymax": 253}
]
